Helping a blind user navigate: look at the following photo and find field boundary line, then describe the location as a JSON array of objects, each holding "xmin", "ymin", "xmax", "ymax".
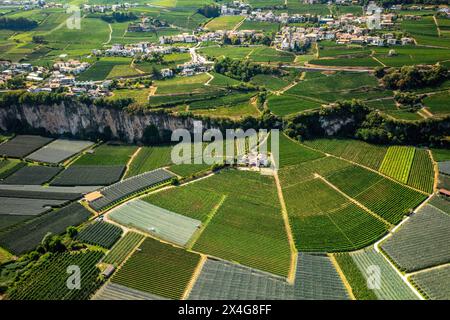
[
  {"xmin": 427, "ymin": 149, "xmax": 439, "ymax": 192},
  {"xmin": 186, "ymin": 194, "xmax": 227, "ymax": 250},
  {"xmin": 182, "ymin": 254, "xmax": 207, "ymax": 300},
  {"xmin": 406, "ymin": 262, "xmax": 450, "ymax": 277},
  {"xmin": 315, "ymin": 174, "xmax": 393, "ymax": 228},
  {"xmin": 122, "ymin": 147, "xmax": 142, "ymax": 180},
  {"xmin": 232, "ymin": 16, "xmax": 246, "ymax": 32},
  {"xmin": 329, "ymin": 254, "xmax": 356, "ymax": 300},
  {"xmin": 433, "ymin": 15, "xmax": 442, "ymax": 37},
  {"xmin": 274, "ymin": 171, "xmax": 298, "ymax": 284},
  {"xmin": 103, "ymin": 23, "xmax": 112, "ymax": 45}
]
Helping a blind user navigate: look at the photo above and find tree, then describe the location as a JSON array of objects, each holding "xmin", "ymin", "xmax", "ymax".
[{"xmin": 66, "ymin": 226, "xmax": 78, "ymax": 239}]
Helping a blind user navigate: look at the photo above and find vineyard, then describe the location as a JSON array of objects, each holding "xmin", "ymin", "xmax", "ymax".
[
  {"xmin": 325, "ymin": 165, "xmax": 427, "ymax": 224},
  {"xmin": 7, "ymin": 250, "xmax": 103, "ymax": 300},
  {"xmin": 144, "ymin": 183, "xmax": 223, "ymax": 222},
  {"xmin": 102, "ymin": 232, "xmax": 144, "ymax": 266},
  {"xmin": 409, "ymin": 265, "xmax": 450, "ymax": 300},
  {"xmin": 381, "ymin": 205, "xmax": 450, "ymax": 272},
  {"xmin": 93, "ymin": 282, "xmax": 166, "ymax": 300},
  {"xmin": 191, "ymin": 170, "xmax": 291, "ymax": 277},
  {"xmin": 109, "ymin": 200, "xmax": 201, "ymax": 246},
  {"xmin": 76, "ymin": 221, "xmax": 123, "ymax": 249},
  {"xmin": 406, "ymin": 149, "xmax": 435, "ymax": 194},
  {"xmin": 349, "ymin": 248, "xmax": 418, "ymax": 300},
  {"xmin": 111, "ymin": 238, "xmax": 200, "ymax": 300},
  {"xmin": 282, "ymin": 177, "xmax": 388, "ymax": 252},
  {"xmin": 303, "ymin": 139, "xmax": 388, "ymax": 170},
  {"xmin": 334, "ymin": 253, "xmax": 377, "ymax": 300},
  {"xmin": 379, "ymin": 146, "xmax": 415, "ymax": 184},
  {"xmin": 124, "ymin": 146, "xmax": 172, "ymax": 178},
  {"xmin": 278, "ymin": 134, "xmax": 324, "ymax": 169}
]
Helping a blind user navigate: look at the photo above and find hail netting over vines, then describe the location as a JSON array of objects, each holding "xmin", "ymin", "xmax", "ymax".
[
  {"xmin": 350, "ymin": 248, "xmax": 418, "ymax": 300},
  {"xmin": 7, "ymin": 250, "xmax": 104, "ymax": 300},
  {"xmin": 88, "ymin": 168, "xmax": 175, "ymax": 211},
  {"xmin": 76, "ymin": 221, "xmax": 123, "ymax": 249},
  {"xmin": 409, "ymin": 265, "xmax": 450, "ymax": 300},
  {"xmin": 93, "ymin": 282, "xmax": 167, "ymax": 300},
  {"xmin": 381, "ymin": 205, "xmax": 450, "ymax": 272}
]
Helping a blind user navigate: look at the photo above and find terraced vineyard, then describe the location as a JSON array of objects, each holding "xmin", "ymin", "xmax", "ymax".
[
  {"xmin": 111, "ymin": 238, "xmax": 200, "ymax": 299},
  {"xmin": 77, "ymin": 221, "xmax": 123, "ymax": 249},
  {"xmin": 379, "ymin": 146, "xmax": 415, "ymax": 184},
  {"xmin": 102, "ymin": 232, "xmax": 144, "ymax": 266},
  {"xmin": 7, "ymin": 250, "xmax": 103, "ymax": 300}
]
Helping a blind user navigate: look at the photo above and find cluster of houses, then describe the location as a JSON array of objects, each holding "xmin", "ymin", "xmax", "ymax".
[
  {"xmin": 160, "ymin": 30, "xmax": 266, "ymax": 45},
  {"xmin": 0, "ymin": 62, "xmax": 46, "ymax": 84},
  {"xmin": 53, "ymin": 60, "xmax": 90, "ymax": 75},
  {"xmin": 98, "ymin": 43, "xmax": 188, "ymax": 58},
  {"xmin": 127, "ymin": 17, "xmax": 168, "ymax": 32},
  {"xmin": 82, "ymin": 3, "xmax": 138, "ymax": 13}
]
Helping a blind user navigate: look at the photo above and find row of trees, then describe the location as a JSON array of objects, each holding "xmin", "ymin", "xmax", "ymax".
[
  {"xmin": 214, "ymin": 57, "xmax": 279, "ymax": 81},
  {"xmin": 100, "ymin": 12, "xmax": 137, "ymax": 23},
  {"xmin": 197, "ymin": 4, "xmax": 220, "ymax": 18},
  {"xmin": 284, "ymin": 100, "xmax": 449, "ymax": 147},
  {"xmin": 0, "ymin": 17, "xmax": 38, "ymax": 30},
  {"xmin": 376, "ymin": 64, "xmax": 448, "ymax": 90}
]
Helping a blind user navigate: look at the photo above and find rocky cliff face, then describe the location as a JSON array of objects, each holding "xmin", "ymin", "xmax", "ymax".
[{"xmin": 0, "ymin": 102, "xmax": 196, "ymax": 143}]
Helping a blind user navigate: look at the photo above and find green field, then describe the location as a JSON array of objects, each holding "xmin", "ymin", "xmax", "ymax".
[
  {"xmin": 267, "ymin": 94, "xmax": 322, "ymax": 116},
  {"xmin": 102, "ymin": 232, "xmax": 145, "ymax": 266},
  {"xmin": 423, "ymin": 91, "xmax": 450, "ymax": 115},
  {"xmin": 111, "ymin": 238, "xmax": 200, "ymax": 299},
  {"xmin": 380, "ymin": 146, "xmax": 415, "ymax": 184},
  {"xmin": 73, "ymin": 144, "xmax": 138, "ymax": 166},
  {"xmin": 407, "ymin": 149, "xmax": 434, "ymax": 194},
  {"xmin": 205, "ymin": 16, "xmax": 245, "ymax": 31},
  {"xmin": 154, "ymin": 73, "xmax": 210, "ymax": 94},
  {"xmin": 124, "ymin": 146, "xmax": 173, "ymax": 178}
]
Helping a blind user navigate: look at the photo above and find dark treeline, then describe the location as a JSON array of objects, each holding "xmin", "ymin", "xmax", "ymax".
[
  {"xmin": 100, "ymin": 12, "xmax": 137, "ymax": 23},
  {"xmin": 214, "ymin": 57, "xmax": 280, "ymax": 81},
  {"xmin": 375, "ymin": 64, "xmax": 448, "ymax": 90},
  {"xmin": 376, "ymin": 0, "xmax": 449, "ymax": 7},
  {"xmin": 0, "ymin": 91, "xmax": 135, "ymax": 110},
  {"xmin": 0, "ymin": 17, "xmax": 38, "ymax": 30},
  {"xmin": 284, "ymin": 100, "xmax": 450, "ymax": 147},
  {"xmin": 198, "ymin": 4, "xmax": 220, "ymax": 18}
]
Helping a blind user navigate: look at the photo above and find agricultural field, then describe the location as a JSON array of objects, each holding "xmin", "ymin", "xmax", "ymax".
[
  {"xmin": 0, "ymin": 160, "xmax": 25, "ymax": 180},
  {"xmin": 1, "ymin": 165, "xmax": 62, "ymax": 185},
  {"xmin": 6, "ymin": 250, "xmax": 104, "ymax": 300},
  {"xmin": 304, "ymin": 138, "xmax": 388, "ymax": 170},
  {"xmin": 326, "ymin": 165, "xmax": 427, "ymax": 224},
  {"xmin": 88, "ymin": 168, "xmax": 175, "ymax": 211},
  {"xmin": 73, "ymin": 144, "xmax": 137, "ymax": 166},
  {"xmin": 154, "ymin": 73, "xmax": 211, "ymax": 95},
  {"xmin": 267, "ymin": 94, "xmax": 322, "ymax": 116},
  {"xmin": 348, "ymin": 248, "xmax": 418, "ymax": 300},
  {"xmin": 423, "ymin": 91, "xmax": 450, "ymax": 115},
  {"xmin": 25, "ymin": 139, "xmax": 94, "ymax": 164},
  {"xmin": 109, "ymin": 200, "xmax": 201, "ymax": 246},
  {"xmin": 111, "ymin": 238, "xmax": 200, "ymax": 299},
  {"xmin": 379, "ymin": 146, "xmax": 415, "ymax": 184},
  {"xmin": 76, "ymin": 221, "xmax": 123, "ymax": 249},
  {"xmin": 102, "ymin": 232, "xmax": 144, "ymax": 266},
  {"xmin": 406, "ymin": 149, "xmax": 434, "ymax": 194},
  {"xmin": 0, "ymin": 135, "xmax": 53, "ymax": 158},
  {"xmin": 409, "ymin": 265, "xmax": 450, "ymax": 300},
  {"xmin": 124, "ymin": 146, "xmax": 172, "ymax": 178},
  {"xmin": 205, "ymin": 16, "xmax": 245, "ymax": 31},
  {"xmin": 51, "ymin": 165, "xmax": 125, "ymax": 186},
  {"xmin": 0, "ymin": 202, "xmax": 92, "ymax": 254},
  {"xmin": 381, "ymin": 205, "xmax": 450, "ymax": 272}
]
